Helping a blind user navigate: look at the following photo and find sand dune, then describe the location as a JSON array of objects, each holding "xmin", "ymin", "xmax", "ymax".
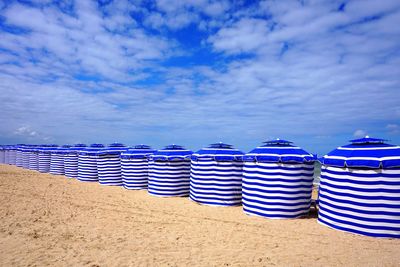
[{"xmin": 0, "ymin": 165, "xmax": 398, "ymax": 266}]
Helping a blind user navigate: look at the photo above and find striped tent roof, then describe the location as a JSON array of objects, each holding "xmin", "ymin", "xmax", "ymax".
[
  {"xmin": 150, "ymin": 144, "xmax": 193, "ymax": 161},
  {"xmin": 192, "ymin": 142, "xmax": 244, "ymax": 161},
  {"xmin": 121, "ymin": 144, "xmax": 156, "ymax": 159},
  {"xmin": 51, "ymin": 145, "xmax": 73, "ymax": 154},
  {"xmin": 78, "ymin": 143, "xmax": 105, "ymax": 156},
  {"xmin": 243, "ymin": 139, "xmax": 316, "ymax": 163},
  {"xmin": 96, "ymin": 143, "xmax": 128, "ymax": 155},
  {"xmin": 37, "ymin": 144, "xmax": 59, "ymax": 153},
  {"xmin": 66, "ymin": 144, "xmax": 87, "ymax": 153},
  {"xmin": 320, "ymin": 136, "xmax": 400, "ymax": 168}
]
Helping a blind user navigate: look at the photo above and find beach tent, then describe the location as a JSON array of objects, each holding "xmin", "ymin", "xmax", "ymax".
[
  {"xmin": 7, "ymin": 145, "xmax": 17, "ymax": 165},
  {"xmin": 50, "ymin": 145, "xmax": 72, "ymax": 175},
  {"xmin": 148, "ymin": 145, "xmax": 193, "ymax": 197},
  {"xmin": 121, "ymin": 145, "xmax": 156, "ymax": 190},
  {"xmin": 22, "ymin": 145, "xmax": 34, "ymax": 169},
  {"xmin": 190, "ymin": 143, "xmax": 244, "ymax": 206},
  {"xmin": 38, "ymin": 145, "xmax": 58, "ymax": 173},
  {"xmin": 97, "ymin": 143, "xmax": 128, "ymax": 186},
  {"xmin": 16, "ymin": 144, "xmax": 25, "ymax": 167},
  {"xmin": 0, "ymin": 146, "xmax": 4, "ymax": 164},
  {"xmin": 28, "ymin": 146, "xmax": 41, "ymax": 171},
  {"xmin": 242, "ymin": 139, "xmax": 316, "ymax": 219},
  {"xmin": 4, "ymin": 145, "xmax": 10, "ymax": 165},
  {"xmin": 78, "ymin": 144, "xmax": 104, "ymax": 182},
  {"xmin": 318, "ymin": 136, "xmax": 400, "ymax": 238},
  {"xmin": 64, "ymin": 144, "xmax": 87, "ymax": 178}
]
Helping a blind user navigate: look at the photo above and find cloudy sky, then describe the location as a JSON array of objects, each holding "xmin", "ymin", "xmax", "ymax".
[{"xmin": 0, "ymin": 0, "xmax": 399, "ymax": 155}]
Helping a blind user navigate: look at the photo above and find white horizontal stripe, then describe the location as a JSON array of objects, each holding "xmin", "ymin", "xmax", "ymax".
[
  {"xmin": 256, "ymin": 146, "xmax": 301, "ymax": 149},
  {"xmin": 190, "ymin": 178, "xmax": 241, "ymax": 185},
  {"xmin": 244, "ymin": 206, "xmax": 307, "ymax": 218},
  {"xmin": 243, "ymin": 178, "xmax": 312, "ymax": 187},
  {"xmin": 243, "ymin": 194, "xmax": 310, "ymax": 204},
  {"xmin": 246, "ymin": 153, "xmax": 311, "ymax": 157},
  {"xmin": 190, "ymin": 192, "xmax": 241, "ymax": 200},
  {"xmin": 190, "ymin": 184, "xmax": 241, "ymax": 190},
  {"xmin": 320, "ymin": 190, "xmax": 400, "ymax": 205},
  {"xmin": 320, "ymin": 183, "xmax": 399, "ymax": 197},
  {"xmin": 323, "ymin": 178, "xmax": 400, "ymax": 190},
  {"xmin": 337, "ymin": 146, "xmax": 400, "ymax": 151},
  {"xmin": 190, "ymin": 170, "xmax": 243, "ymax": 176},
  {"xmin": 243, "ymin": 168, "xmax": 313, "ymax": 175},
  {"xmin": 243, "ymin": 172, "xmax": 313, "ymax": 180},
  {"xmin": 244, "ymin": 162, "xmax": 314, "ymax": 169},
  {"xmin": 319, "ymin": 211, "xmax": 400, "ymax": 229},
  {"xmin": 322, "ymin": 171, "xmax": 400, "ymax": 183},
  {"xmin": 242, "ymin": 199, "xmax": 309, "ymax": 210},
  {"xmin": 324, "ymin": 155, "xmax": 400, "ymax": 161},
  {"xmin": 319, "ymin": 195, "xmax": 400, "ymax": 213},
  {"xmin": 324, "ymin": 166, "xmax": 400, "ymax": 175},
  {"xmin": 242, "ymin": 187, "xmax": 311, "ymax": 197}
]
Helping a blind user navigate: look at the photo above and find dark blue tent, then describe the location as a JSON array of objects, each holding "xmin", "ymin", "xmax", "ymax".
[
  {"xmin": 318, "ymin": 136, "xmax": 400, "ymax": 238},
  {"xmin": 190, "ymin": 143, "xmax": 244, "ymax": 206},
  {"xmin": 242, "ymin": 139, "xmax": 316, "ymax": 219}
]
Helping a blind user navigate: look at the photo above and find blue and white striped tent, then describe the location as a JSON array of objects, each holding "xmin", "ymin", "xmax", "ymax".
[
  {"xmin": 190, "ymin": 143, "xmax": 244, "ymax": 206},
  {"xmin": 148, "ymin": 145, "xmax": 193, "ymax": 197},
  {"xmin": 7, "ymin": 145, "xmax": 17, "ymax": 165},
  {"xmin": 28, "ymin": 145, "xmax": 41, "ymax": 171},
  {"xmin": 64, "ymin": 144, "xmax": 87, "ymax": 178},
  {"xmin": 3, "ymin": 145, "xmax": 10, "ymax": 164},
  {"xmin": 78, "ymin": 144, "xmax": 105, "ymax": 182},
  {"xmin": 16, "ymin": 144, "xmax": 25, "ymax": 167},
  {"xmin": 121, "ymin": 145, "xmax": 156, "ymax": 190},
  {"xmin": 38, "ymin": 145, "xmax": 58, "ymax": 173},
  {"xmin": 0, "ymin": 146, "xmax": 4, "ymax": 164},
  {"xmin": 50, "ymin": 145, "xmax": 72, "ymax": 175},
  {"xmin": 22, "ymin": 145, "xmax": 34, "ymax": 169},
  {"xmin": 242, "ymin": 139, "xmax": 316, "ymax": 219},
  {"xmin": 318, "ymin": 136, "xmax": 400, "ymax": 238},
  {"xmin": 97, "ymin": 143, "xmax": 128, "ymax": 186}
]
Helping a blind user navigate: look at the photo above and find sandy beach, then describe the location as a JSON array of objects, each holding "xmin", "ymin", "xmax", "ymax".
[{"xmin": 0, "ymin": 164, "xmax": 398, "ymax": 267}]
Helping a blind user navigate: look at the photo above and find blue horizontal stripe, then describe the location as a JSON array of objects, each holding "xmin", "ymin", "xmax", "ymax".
[
  {"xmin": 318, "ymin": 210, "xmax": 400, "ymax": 231},
  {"xmin": 244, "ymin": 207, "xmax": 309, "ymax": 218},
  {"xmin": 244, "ymin": 202, "xmax": 310, "ymax": 213},
  {"xmin": 242, "ymin": 185, "xmax": 311, "ymax": 195},
  {"xmin": 319, "ymin": 186, "xmax": 400, "ymax": 201},
  {"xmin": 319, "ymin": 197, "xmax": 400, "ymax": 216},
  {"xmin": 318, "ymin": 217, "xmax": 400, "ymax": 238}
]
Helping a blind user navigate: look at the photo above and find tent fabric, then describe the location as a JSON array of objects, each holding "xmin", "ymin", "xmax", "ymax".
[
  {"xmin": 243, "ymin": 139, "xmax": 315, "ymax": 163},
  {"xmin": 64, "ymin": 144, "xmax": 87, "ymax": 178},
  {"xmin": 49, "ymin": 145, "xmax": 71, "ymax": 175},
  {"xmin": 320, "ymin": 136, "xmax": 400, "ymax": 169},
  {"xmin": 318, "ymin": 137, "xmax": 400, "ymax": 238},
  {"xmin": 242, "ymin": 139, "xmax": 316, "ymax": 219},
  {"xmin": 0, "ymin": 146, "xmax": 4, "ymax": 164},
  {"xmin": 8, "ymin": 146, "xmax": 17, "ymax": 165},
  {"xmin": 121, "ymin": 145, "xmax": 156, "ymax": 190},
  {"xmin": 22, "ymin": 146, "xmax": 33, "ymax": 169},
  {"xmin": 78, "ymin": 144, "xmax": 104, "ymax": 182},
  {"xmin": 38, "ymin": 145, "xmax": 58, "ymax": 173},
  {"xmin": 148, "ymin": 145, "xmax": 193, "ymax": 197},
  {"xmin": 190, "ymin": 143, "xmax": 244, "ymax": 206},
  {"xmin": 4, "ymin": 148, "xmax": 9, "ymax": 165},
  {"xmin": 16, "ymin": 145, "xmax": 25, "ymax": 167},
  {"xmin": 28, "ymin": 147, "xmax": 39, "ymax": 171},
  {"xmin": 96, "ymin": 143, "xmax": 128, "ymax": 186}
]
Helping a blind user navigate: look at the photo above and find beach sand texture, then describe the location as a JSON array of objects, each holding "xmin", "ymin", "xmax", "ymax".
[{"xmin": 0, "ymin": 165, "xmax": 398, "ymax": 267}]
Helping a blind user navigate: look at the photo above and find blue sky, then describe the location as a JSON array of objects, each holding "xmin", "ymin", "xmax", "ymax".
[{"xmin": 0, "ymin": 0, "xmax": 399, "ymax": 155}]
